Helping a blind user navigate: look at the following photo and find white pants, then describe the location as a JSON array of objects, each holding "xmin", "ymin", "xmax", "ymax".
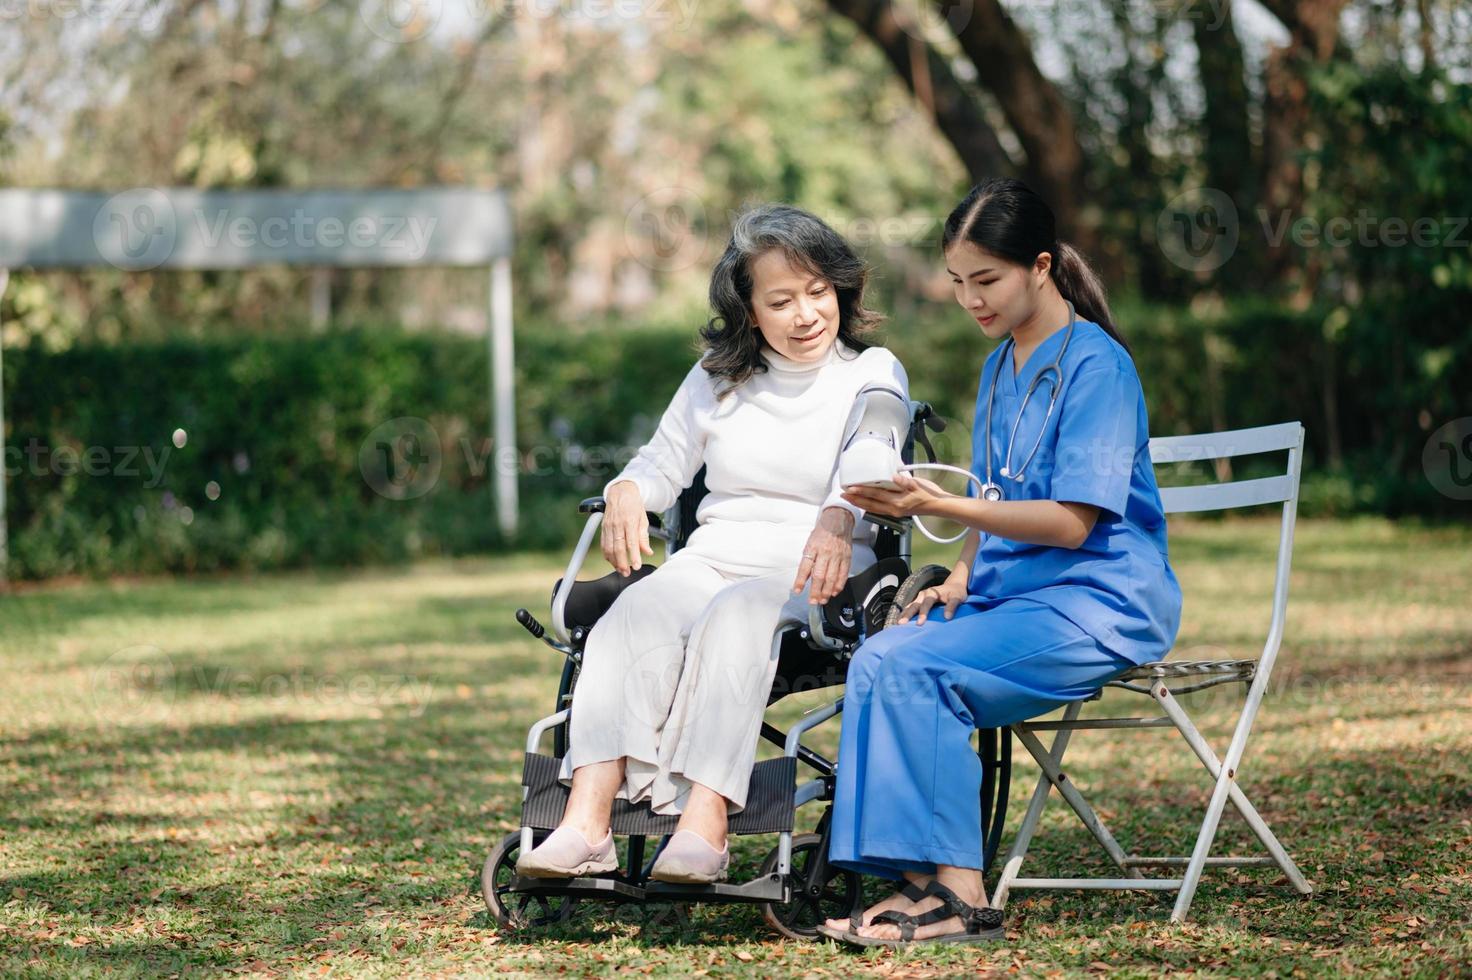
[{"xmin": 562, "ymin": 529, "xmax": 875, "ymax": 815}]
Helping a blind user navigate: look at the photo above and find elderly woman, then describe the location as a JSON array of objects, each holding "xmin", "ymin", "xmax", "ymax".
[{"xmin": 517, "ymin": 204, "xmax": 909, "ymax": 885}]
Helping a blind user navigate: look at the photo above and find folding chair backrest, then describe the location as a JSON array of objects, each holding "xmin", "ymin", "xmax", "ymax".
[{"xmin": 1147, "ymin": 422, "xmax": 1306, "ymax": 682}]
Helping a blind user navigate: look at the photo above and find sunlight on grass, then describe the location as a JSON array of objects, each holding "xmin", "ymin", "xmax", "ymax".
[{"xmin": 1, "ymin": 518, "xmax": 1468, "ymax": 976}]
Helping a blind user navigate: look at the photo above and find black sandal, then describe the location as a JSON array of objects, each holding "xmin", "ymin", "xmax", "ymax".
[
  {"xmin": 813, "ymin": 879, "xmax": 932, "ymax": 941},
  {"xmin": 838, "ymin": 880, "xmax": 1005, "ymax": 948}
]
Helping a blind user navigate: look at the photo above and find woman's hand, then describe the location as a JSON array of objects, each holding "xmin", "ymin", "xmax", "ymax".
[
  {"xmin": 792, "ymin": 507, "xmax": 855, "ymax": 606},
  {"xmin": 896, "ymin": 576, "xmax": 968, "ymax": 624},
  {"xmin": 601, "ymin": 481, "xmax": 654, "ymax": 576},
  {"xmin": 840, "ymin": 471, "xmax": 951, "ymax": 519}
]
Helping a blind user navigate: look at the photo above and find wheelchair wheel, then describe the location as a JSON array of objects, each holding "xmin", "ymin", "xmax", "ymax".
[
  {"xmin": 481, "ymin": 831, "xmax": 579, "ymax": 930},
  {"xmin": 759, "ymin": 834, "xmax": 862, "ymax": 941},
  {"xmin": 883, "ymin": 564, "xmax": 952, "ymax": 628}
]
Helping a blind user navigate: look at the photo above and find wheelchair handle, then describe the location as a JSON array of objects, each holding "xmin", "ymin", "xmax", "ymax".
[
  {"xmin": 578, "ymin": 496, "xmax": 664, "ymax": 530},
  {"xmin": 515, "ymin": 607, "xmax": 546, "ymax": 639}
]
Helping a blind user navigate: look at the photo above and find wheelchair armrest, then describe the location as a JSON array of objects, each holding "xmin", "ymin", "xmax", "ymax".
[
  {"xmin": 577, "ymin": 496, "xmax": 664, "ymax": 530},
  {"xmin": 861, "ymin": 511, "xmax": 910, "ymax": 534}
]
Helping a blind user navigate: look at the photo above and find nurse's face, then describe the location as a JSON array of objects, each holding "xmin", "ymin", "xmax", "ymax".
[
  {"xmin": 748, "ymin": 249, "xmax": 841, "ymax": 363},
  {"xmin": 944, "ymin": 240, "xmax": 1051, "ymax": 341}
]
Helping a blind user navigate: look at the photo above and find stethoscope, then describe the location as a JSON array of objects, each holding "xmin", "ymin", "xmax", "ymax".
[{"xmin": 977, "ymin": 300, "xmax": 1077, "ymax": 503}]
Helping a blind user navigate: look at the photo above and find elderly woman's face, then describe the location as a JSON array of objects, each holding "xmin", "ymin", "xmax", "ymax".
[{"xmin": 748, "ymin": 249, "xmax": 841, "ymax": 363}]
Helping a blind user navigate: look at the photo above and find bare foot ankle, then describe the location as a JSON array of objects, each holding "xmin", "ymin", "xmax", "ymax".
[{"xmin": 822, "ymin": 875, "xmax": 933, "ymax": 932}]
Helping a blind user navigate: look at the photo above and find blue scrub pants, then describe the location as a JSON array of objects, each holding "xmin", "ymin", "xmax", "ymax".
[{"xmin": 828, "ymin": 597, "xmax": 1135, "ymax": 880}]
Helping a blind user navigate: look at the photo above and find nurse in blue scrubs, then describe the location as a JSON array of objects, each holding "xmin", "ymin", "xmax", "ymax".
[{"xmin": 820, "ymin": 177, "xmax": 1183, "ymax": 947}]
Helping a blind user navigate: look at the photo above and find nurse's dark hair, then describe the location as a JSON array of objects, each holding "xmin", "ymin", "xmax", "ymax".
[
  {"xmin": 701, "ymin": 203, "xmax": 881, "ymax": 396},
  {"xmin": 941, "ymin": 177, "xmax": 1128, "ymax": 352}
]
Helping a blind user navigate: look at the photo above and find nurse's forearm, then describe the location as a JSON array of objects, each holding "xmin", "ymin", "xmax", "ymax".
[
  {"xmin": 945, "ymin": 530, "xmax": 980, "ymax": 586},
  {"xmin": 927, "ymin": 497, "xmax": 1098, "ymax": 549}
]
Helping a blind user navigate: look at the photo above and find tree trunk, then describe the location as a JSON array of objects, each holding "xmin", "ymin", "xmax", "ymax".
[
  {"xmin": 1111, "ymin": 2, "xmax": 1169, "ymax": 298},
  {"xmin": 823, "ymin": 0, "xmax": 1012, "ymax": 180},
  {"xmin": 1257, "ymin": 0, "xmax": 1351, "ymax": 281},
  {"xmin": 1193, "ymin": 0, "xmax": 1257, "ymax": 288},
  {"xmin": 823, "ymin": 0, "xmax": 1091, "ymax": 247},
  {"xmin": 943, "ymin": 0, "xmax": 1088, "ymax": 240}
]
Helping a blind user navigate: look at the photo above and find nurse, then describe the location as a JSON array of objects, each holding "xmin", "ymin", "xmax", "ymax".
[{"xmin": 819, "ymin": 177, "xmax": 1182, "ymax": 947}]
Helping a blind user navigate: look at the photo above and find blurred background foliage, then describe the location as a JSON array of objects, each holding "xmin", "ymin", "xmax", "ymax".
[{"xmin": 0, "ymin": 0, "xmax": 1468, "ymax": 578}]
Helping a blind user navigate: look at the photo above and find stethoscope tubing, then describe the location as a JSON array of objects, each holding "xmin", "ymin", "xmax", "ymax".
[
  {"xmin": 893, "ymin": 462, "xmax": 984, "ymax": 544},
  {"xmin": 980, "ymin": 301, "xmax": 1078, "ymax": 502}
]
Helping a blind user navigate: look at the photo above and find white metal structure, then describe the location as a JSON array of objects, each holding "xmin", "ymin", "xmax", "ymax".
[
  {"xmin": 0, "ymin": 188, "xmax": 518, "ymax": 580},
  {"xmin": 991, "ymin": 421, "xmax": 1313, "ymax": 922}
]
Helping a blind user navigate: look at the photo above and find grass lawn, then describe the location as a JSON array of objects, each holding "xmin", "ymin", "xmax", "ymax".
[{"xmin": 1, "ymin": 516, "xmax": 1469, "ymax": 977}]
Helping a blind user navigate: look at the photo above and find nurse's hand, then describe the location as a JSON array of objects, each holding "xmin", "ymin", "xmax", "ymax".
[
  {"xmin": 896, "ymin": 576, "xmax": 967, "ymax": 624},
  {"xmin": 601, "ymin": 480, "xmax": 653, "ymax": 576},
  {"xmin": 793, "ymin": 507, "xmax": 855, "ymax": 606},
  {"xmin": 840, "ymin": 471, "xmax": 949, "ymax": 518}
]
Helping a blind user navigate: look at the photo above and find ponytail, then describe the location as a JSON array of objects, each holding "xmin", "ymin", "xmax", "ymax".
[
  {"xmin": 1052, "ymin": 240, "xmax": 1128, "ymax": 352},
  {"xmin": 943, "ymin": 177, "xmax": 1130, "ymax": 355}
]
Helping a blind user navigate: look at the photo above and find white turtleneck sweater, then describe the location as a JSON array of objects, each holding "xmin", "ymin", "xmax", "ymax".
[{"xmin": 605, "ymin": 340, "xmax": 910, "ymax": 567}]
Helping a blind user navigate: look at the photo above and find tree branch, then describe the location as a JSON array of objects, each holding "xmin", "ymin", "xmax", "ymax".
[
  {"xmin": 823, "ymin": 0, "xmax": 1013, "ymax": 180},
  {"xmin": 940, "ymin": 0, "xmax": 1087, "ymax": 234}
]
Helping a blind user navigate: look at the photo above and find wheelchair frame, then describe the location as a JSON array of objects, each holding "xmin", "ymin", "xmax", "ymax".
[{"xmin": 490, "ymin": 401, "xmax": 1011, "ymax": 934}]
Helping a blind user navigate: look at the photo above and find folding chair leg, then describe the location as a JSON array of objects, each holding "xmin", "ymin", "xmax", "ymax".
[
  {"xmin": 1172, "ymin": 755, "xmax": 1238, "ymax": 921},
  {"xmin": 991, "ymin": 702, "xmax": 1079, "ymax": 910},
  {"xmin": 1012, "ymin": 726, "xmax": 1144, "ymax": 880},
  {"xmin": 1151, "ymin": 685, "xmax": 1313, "ymax": 914}
]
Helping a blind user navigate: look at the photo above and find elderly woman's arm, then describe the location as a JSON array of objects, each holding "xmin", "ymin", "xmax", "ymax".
[
  {"xmin": 602, "ymin": 362, "xmax": 710, "ymax": 575},
  {"xmin": 790, "ymin": 506, "xmax": 856, "ymax": 605}
]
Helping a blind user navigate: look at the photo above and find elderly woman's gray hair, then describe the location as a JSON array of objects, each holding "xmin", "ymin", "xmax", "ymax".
[{"xmin": 699, "ymin": 204, "xmax": 882, "ymax": 394}]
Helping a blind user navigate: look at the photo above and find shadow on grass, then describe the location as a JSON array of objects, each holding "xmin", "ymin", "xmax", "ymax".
[{"xmin": 3, "ymin": 688, "xmax": 1468, "ymax": 975}]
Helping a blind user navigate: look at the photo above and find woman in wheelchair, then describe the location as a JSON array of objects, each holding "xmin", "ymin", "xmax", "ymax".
[
  {"xmin": 516, "ymin": 203, "xmax": 909, "ymax": 884},
  {"xmin": 818, "ymin": 179, "xmax": 1183, "ymax": 946}
]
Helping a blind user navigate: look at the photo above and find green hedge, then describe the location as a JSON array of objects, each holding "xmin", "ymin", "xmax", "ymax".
[
  {"xmin": 2, "ymin": 324, "xmax": 715, "ymax": 580},
  {"xmin": 2, "ymin": 303, "xmax": 1462, "ymax": 580}
]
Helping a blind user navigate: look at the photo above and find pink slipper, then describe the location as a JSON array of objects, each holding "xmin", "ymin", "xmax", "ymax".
[
  {"xmin": 649, "ymin": 830, "xmax": 729, "ymax": 884},
  {"xmin": 514, "ymin": 826, "xmax": 619, "ymax": 878}
]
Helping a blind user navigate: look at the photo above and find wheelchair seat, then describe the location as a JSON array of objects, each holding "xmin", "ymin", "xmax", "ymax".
[{"xmin": 553, "ymin": 552, "xmax": 908, "ymax": 671}]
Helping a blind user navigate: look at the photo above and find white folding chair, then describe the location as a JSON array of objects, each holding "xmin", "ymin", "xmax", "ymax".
[{"xmin": 991, "ymin": 421, "xmax": 1314, "ymax": 922}]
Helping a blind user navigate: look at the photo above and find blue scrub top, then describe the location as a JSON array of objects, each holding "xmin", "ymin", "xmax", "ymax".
[{"xmin": 966, "ymin": 317, "xmax": 1182, "ymax": 664}]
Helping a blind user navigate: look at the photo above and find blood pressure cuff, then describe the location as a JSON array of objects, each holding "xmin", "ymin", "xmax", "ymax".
[{"xmin": 838, "ymin": 382, "xmax": 910, "ymax": 488}]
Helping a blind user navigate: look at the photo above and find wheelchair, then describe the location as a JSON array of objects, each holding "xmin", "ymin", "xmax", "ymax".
[{"xmin": 482, "ymin": 400, "xmax": 1013, "ymax": 939}]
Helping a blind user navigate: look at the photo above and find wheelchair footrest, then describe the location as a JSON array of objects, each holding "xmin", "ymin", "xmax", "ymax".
[
  {"xmin": 506, "ymin": 873, "xmax": 792, "ymax": 906},
  {"xmin": 509, "ymin": 874, "xmax": 647, "ymax": 902},
  {"xmin": 521, "ymin": 753, "xmax": 798, "ymax": 835},
  {"xmin": 645, "ymin": 874, "xmax": 789, "ymax": 904}
]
